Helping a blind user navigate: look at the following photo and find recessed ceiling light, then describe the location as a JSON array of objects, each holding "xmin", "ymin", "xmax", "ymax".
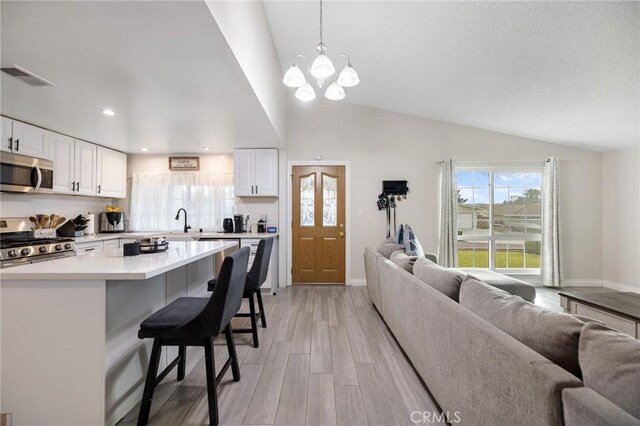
[
  {"xmin": 101, "ymin": 109, "xmax": 115, "ymax": 116},
  {"xmin": 141, "ymin": 148, "xmax": 149, "ymax": 152},
  {"xmin": 202, "ymin": 147, "xmax": 212, "ymax": 151}
]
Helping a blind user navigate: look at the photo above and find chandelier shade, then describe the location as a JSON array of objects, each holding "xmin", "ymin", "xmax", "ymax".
[
  {"xmin": 295, "ymin": 82, "xmax": 316, "ymax": 101},
  {"xmin": 283, "ymin": 0, "xmax": 359, "ymax": 102},
  {"xmin": 283, "ymin": 65, "xmax": 306, "ymax": 88},
  {"xmin": 310, "ymin": 52, "xmax": 335, "ymax": 79},
  {"xmin": 337, "ymin": 64, "xmax": 360, "ymax": 88},
  {"xmin": 325, "ymin": 82, "xmax": 345, "ymax": 101}
]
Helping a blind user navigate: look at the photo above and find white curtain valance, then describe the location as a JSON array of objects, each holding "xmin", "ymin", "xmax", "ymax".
[{"xmin": 129, "ymin": 171, "xmax": 234, "ymax": 232}]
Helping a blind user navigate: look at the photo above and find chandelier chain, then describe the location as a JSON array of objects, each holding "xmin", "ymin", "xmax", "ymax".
[{"xmin": 319, "ymin": 0, "xmax": 323, "ymax": 45}]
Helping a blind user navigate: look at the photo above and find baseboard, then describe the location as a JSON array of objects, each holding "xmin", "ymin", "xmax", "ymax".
[
  {"xmin": 350, "ymin": 278, "xmax": 367, "ymax": 287},
  {"xmin": 563, "ymin": 279, "xmax": 603, "ymax": 287},
  {"xmin": 602, "ymin": 280, "xmax": 640, "ymax": 294}
]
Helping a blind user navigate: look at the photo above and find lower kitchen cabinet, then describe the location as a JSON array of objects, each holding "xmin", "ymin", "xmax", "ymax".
[{"xmin": 76, "ymin": 241, "xmax": 104, "ymax": 254}]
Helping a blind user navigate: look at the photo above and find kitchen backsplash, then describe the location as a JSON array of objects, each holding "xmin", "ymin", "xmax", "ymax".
[{"xmin": 0, "ymin": 192, "xmax": 114, "ymax": 234}]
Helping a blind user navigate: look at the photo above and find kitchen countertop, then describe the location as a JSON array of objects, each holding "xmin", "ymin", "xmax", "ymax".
[
  {"xmin": 0, "ymin": 240, "xmax": 237, "ymax": 281},
  {"xmin": 73, "ymin": 231, "xmax": 278, "ymax": 243}
]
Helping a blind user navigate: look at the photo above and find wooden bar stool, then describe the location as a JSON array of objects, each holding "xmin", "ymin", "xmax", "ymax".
[{"xmin": 136, "ymin": 247, "xmax": 250, "ymax": 426}]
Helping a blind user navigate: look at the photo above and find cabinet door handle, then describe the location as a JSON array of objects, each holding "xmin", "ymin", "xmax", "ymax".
[
  {"xmin": 76, "ymin": 182, "xmax": 80, "ymax": 191},
  {"xmin": 251, "ymin": 185, "xmax": 254, "ymax": 194},
  {"xmin": 256, "ymin": 185, "xmax": 258, "ymax": 194},
  {"xmin": 14, "ymin": 139, "xmax": 19, "ymax": 151},
  {"xmin": 97, "ymin": 184, "xmax": 101, "ymax": 194},
  {"xmin": 72, "ymin": 181, "xmax": 76, "ymax": 192},
  {"xmin": 7, "ymin": 137, "xmax": 12, "ymax": 151},
  {"xmin": 84, "ymin": 247, "xmax": 96, "ymax": 252}
]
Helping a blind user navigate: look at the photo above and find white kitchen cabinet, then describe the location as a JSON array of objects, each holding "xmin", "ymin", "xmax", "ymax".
[
  {"xmin": 1, "ymin": 116, "xmax": 13, "ymax": 154},
  {"xmin": 96, "ymin": 146, "xmax": 127, "ymax": 198},
  {"xmin": 0, "ymin": 118, "xmax": 50, "ymax": 159},
  {"xmin": 234, "ymin": 148, "xmax": 278, "ymax": 197},
  {"xmin": 76, "ymin": 241, "xmax": 104, "ymax": 254},
  {"xmin": 103, "ymin": 239, "xmax": 120, "ymax": 251},
  {"xmin": 51, "ymin": 132, "xmax": 76, "ymax": 194},
  {"xmin": 74, "ymin": 140, "xmax": 97, "ymax": 196}
]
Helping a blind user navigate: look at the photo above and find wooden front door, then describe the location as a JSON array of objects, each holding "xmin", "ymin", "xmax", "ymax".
[{"xmin": 292, "ymin": 165, "xmax": 346, "ymax": 284}]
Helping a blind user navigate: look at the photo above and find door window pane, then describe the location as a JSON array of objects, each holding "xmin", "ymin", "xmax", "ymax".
[
  {"xmin": 300, "ymin": 175, "xmax": 315, "ymax": 227},
  {"xmin": 322, "ymin": 174, "xmax": 337, "ymax": 227}
]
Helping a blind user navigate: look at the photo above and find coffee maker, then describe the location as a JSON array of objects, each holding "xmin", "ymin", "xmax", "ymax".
[
  {"xmin": 223, "ymin": 218, "xmax": 234, "ymax": 233},
  {"xmin": 233, "ymin": 214, "xmax": 244, "ymax": 233}
]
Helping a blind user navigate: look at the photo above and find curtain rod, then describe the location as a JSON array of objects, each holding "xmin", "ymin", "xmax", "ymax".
[{"xmin": 435, "ymin": 159, "xmax": 578, "ymax": 164}]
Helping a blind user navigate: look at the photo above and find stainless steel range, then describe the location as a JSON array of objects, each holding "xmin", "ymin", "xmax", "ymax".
[{"xmin": 0, "ymin": 217, "xmax": 76, "ymax": 268}]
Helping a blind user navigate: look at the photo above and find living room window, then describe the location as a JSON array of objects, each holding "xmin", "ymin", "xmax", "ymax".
[{"xmin": 455, "ymin": 165, "xmax": 543, "ymax": 273}]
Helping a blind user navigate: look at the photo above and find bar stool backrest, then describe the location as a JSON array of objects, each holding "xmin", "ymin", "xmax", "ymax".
[
  {"xmin": 180, "ymin": 247, "xmax": 250, "ymax": 337},
  {"xmin": 245, "ymin": 237, "xmax": 274, "ymax": 292}
]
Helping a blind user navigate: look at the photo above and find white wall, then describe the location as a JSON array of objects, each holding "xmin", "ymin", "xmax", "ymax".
[
  {"xmin": 206, "ymin": 1, "xmax": 286, "ymax": 143},
  {"xmin": 602, "ymin": 145, "xmax": 640, "ymax": 292},
  {"xmin": 285, "ymin": 99, "xmax": 604, "ymax": 284}
]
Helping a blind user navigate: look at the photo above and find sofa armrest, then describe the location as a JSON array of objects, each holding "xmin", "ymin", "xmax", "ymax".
[
  {"xmin": 562, "ymin": 387, "xmax": 640, "ymax": 426},
  {"xmin": 424, "ymin": 253, "xmax": 438, "ymax": 264}
]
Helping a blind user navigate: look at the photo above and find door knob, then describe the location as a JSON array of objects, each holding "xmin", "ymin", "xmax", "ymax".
[{"xmin": 340, "ymin": 231, "xmax": 344, "ymax": 237}]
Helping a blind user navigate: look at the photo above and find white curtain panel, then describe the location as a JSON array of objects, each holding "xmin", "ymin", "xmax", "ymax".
[
  {"xmin": 439, "ymin": 159, "xmax": 458, "ymax": 267},
  {"xmin": 129, "ymin": 172, "xmax": 233, "ymax": 232},
  {"xmin": 541, "ymin": 157, "xmax": 564, "ymax": 287}
]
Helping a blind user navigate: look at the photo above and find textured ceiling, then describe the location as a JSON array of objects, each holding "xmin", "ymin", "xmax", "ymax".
[
  {"xmin": 0, "ymin": 1, "xmax": 280, "ymax": 154},
  {"xmin": 265, "ymin": 1, "xmax": 639, "ymax": 151}
]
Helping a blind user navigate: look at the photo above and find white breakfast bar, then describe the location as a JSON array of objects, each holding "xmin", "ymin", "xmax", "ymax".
[{"xmin": 0, "ymin": 240, "xmax": 238, "ymax": 426}]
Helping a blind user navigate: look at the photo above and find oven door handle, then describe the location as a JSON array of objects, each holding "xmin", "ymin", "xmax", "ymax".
[{"xmin": 32, "ymin": 165, "xmax": 43, "ymax": 190}]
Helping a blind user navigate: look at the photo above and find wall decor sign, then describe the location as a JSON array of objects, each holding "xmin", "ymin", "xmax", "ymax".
[{"xmin": 169, "ymin": 157, "xmax": 200, "ymax": 171}]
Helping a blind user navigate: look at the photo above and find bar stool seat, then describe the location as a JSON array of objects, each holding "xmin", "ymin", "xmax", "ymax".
[
  {"xmin": 136, "ymin": 247, "xmax": 250, "ymax": 426},
  {"xmin": 139, "ymin": 298, "xmax": 209, "ymax": 335}
]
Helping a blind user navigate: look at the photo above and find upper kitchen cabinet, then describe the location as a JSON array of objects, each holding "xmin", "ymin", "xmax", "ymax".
[
  {"xmin": 0, "ymin": 117, "xmax": 50, "ymax": 160},
  {"xmin": 234, "ymin": 148, "xmax": 278, "ymax": 197},
  {"xmin": 96, "ymin": 146, "xmax": 127, "ymax": 198},
  {"xmin": 51, "ymin": 132, "xmax": 76, "ymax": 194},
  {"xmin": 74, "ymin": 140, "xmax": 97, "ymax": 196}
]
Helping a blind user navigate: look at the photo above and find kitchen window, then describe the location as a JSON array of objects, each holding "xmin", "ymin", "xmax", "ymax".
[
  {"xmin": 455, "ymin": 165, "xmax": 543, "ymax": 273},
  {"xmin": 129, "ymin": 172, "xmax": 234, "ymax": 232}
]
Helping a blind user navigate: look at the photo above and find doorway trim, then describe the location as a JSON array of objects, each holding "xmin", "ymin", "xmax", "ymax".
[{"xmin": 287, "ymin": 160, "xmax": 351, "ymax": 287}]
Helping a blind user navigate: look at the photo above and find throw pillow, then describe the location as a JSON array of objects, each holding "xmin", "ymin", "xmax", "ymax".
[
  {"xmin": 395, "ymin": 224, "xmax": 404, "ymax": 245},
  {"xmin": 403, "ymin": 224, "xmax": 425, "ymax": 257},
  {"xmin": 413, "ymin": 257, "xmax": 465, "ymax": 301},
  {"xmin": 460, "ymin": 275, "xmax": 588, "ymax": 378},
  {"xmin": 579, "ymin": 322, "xmax": 640, "ymax": 418},
  {"xmin": 390, "ymin": 250, "xmax": 419, "ymax": 274},
  {"xmin": 377, "ymin": 242, "xmax": 405, "ymax": 259}
]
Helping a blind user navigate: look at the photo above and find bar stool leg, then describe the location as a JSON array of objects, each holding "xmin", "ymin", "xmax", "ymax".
[
  {"xmin": 224, "ymin": 325, "xmax": 241, "ymax": 382},
  {"xmin": 248, "ymin": 293, "xmax": 259, "ymax": 348},
  {"xmin": 203, "ymin": 337, "xmax": 219, "ymax": 426},
  {"xmin": 137, "ymin": 339, "xmax": 162, "ymax": 426},
  {"xmin": 177, "ymin": 345, "xmax": 186, "ymax": 381},
  {"xmin": 256, "ymin": 290, "xmax": 267, "ymax": 328}
]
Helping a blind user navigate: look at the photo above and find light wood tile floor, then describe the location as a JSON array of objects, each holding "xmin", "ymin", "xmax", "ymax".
[{"xmin": 117, "ymin": 286, "xmax": 441, "ymax": 426}]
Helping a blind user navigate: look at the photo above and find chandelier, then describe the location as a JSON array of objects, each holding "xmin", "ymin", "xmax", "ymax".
[{"xmin": 282, "ymin": 0, "xmax": 360, "ymax": 101}]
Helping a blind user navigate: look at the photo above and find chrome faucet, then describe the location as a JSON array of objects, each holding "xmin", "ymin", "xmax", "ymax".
[{"xmin": 175, "ymin": 208, "xmax": 191, "ymax": 233}]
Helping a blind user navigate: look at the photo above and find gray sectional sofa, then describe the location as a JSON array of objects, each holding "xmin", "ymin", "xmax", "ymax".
[{"xmin": 364, "ymin": 246, "xmax": 640, "ymax": 426}]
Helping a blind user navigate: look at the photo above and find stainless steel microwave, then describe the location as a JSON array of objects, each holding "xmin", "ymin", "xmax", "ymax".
[{"xmin": 0, "ymin": 152, "xmax": 53, "ymax": 194}]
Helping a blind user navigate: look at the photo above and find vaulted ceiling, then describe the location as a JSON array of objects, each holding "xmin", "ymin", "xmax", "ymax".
[{"xmin": 265, "ymin": 1, "xmax": 639, "ymax": 151}]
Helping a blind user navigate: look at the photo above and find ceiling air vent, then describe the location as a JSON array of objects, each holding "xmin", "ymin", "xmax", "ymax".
[{"xmin": 1, "ymin": 65, "xmax": 56, "ymax": 87}]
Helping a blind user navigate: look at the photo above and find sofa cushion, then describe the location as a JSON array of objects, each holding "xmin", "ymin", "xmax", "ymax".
[
  {"xmin": 377, "ymin": 242, "xmax": 405, "ymax": 259},
  {"xmin": 460, "ymin": 276, "xmax": 587, "ymax": 378},
  {"xmin": 390, "ymin": 250, "xmax": 419, "ymax": 273},
  {"xmin": 403, "ymin": 224, "xmax": 425, "ymax": 257},
  {"xmin": 395, "ymin": 224, "xmax": 404, "ymax": 245},
  {"xmin": 413, "ymin": 257, "xmax": 466, "ymax": 301},
  {"xmin": 456, "ymin": 268, "xmax": 537, "ymax": 302},
  {"xmin": 579, "ymin": 322, "xmax": 640, "ymax": 418}
]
